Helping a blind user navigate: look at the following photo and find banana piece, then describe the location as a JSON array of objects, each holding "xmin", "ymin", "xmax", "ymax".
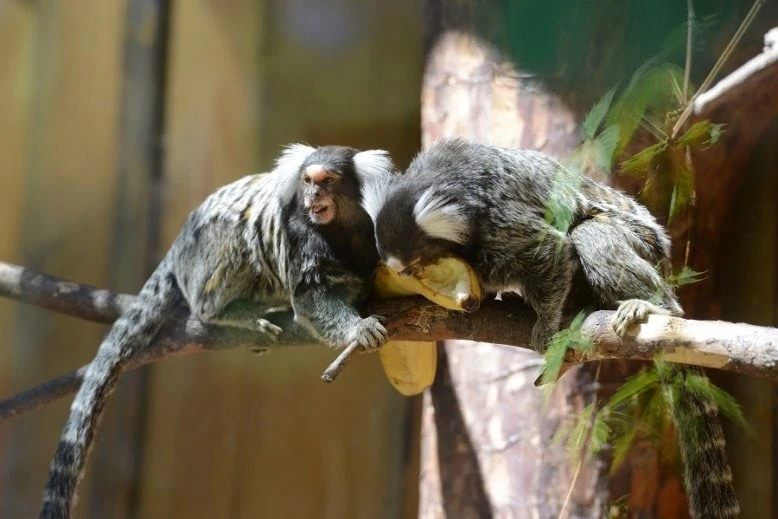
[
  {"xmin": 374, "ymin": 256, "xmax": 482, "ymax": 312},
  {"xmin": 374, "ymin": 256, "xmax": 482, "ymax": 396},
  {"xmin": 378, "ymin": 341, "xmax": 437, "ymax": 396}
]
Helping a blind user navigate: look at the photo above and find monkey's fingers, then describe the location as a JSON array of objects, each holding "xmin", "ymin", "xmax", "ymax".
[
  {"xmin": 321, "ymin": 341, "xmax": 362, "ymax": 383},
  {"xmin": 254, "ymin": 318, "xmax": 283, "ymax": 340}
]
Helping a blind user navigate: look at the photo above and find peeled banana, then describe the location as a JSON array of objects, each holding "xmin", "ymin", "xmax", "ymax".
[
  {"xmin": 375, "ymin": 256, "xmax": 482, "ymax": 396},
  {"xmin": 374, "ymin": 256, "xmax": 482, "ymax": 312}
]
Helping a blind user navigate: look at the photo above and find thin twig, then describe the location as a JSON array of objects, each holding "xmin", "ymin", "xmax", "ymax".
[
  {"xmin": 558, "ymin": 364, "xmax": 602, "ymax": 519},
  {"xmin": 671, "ymin": 0, "xmax": 766, "ymax": 139},
  {"xmin": 682, "ymin": 0, "xmax": 695, "ymax": 100},
  {"xmin": 321, "ymin": 342, "xmax": 363, "ymax": 383}
]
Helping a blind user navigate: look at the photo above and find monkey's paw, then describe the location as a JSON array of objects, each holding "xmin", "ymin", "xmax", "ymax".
[
  {"xmin": 348, "ymin": 315, "xmax": 388, "ymax": 352},
  {"xmin": 612, "ymin": 299, "xmax": 670, "ymax": 336}
]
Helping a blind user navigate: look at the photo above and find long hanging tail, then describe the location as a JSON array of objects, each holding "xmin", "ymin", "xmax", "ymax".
[
  {"xmin": 40, "ymin": 262, "xmax": 180, "ymax": 519},
  {"xmin": 568, "ymin": 199, "xmax": 739, "ymax": 516},
  {"xmin": 660, "ymin": 365, "xmax": 740, "ymax": 519}
]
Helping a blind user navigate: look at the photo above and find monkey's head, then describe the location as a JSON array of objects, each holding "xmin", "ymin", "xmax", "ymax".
[
  {"xmin": 372, "ymin": 184, "xmax": 472, "ymax": 276},
  {"xmin": 275, "ymin": 144, "xmax": 396, "ymax": 227}
]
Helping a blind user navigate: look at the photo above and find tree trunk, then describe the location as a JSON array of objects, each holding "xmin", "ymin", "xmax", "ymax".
[{"xmin": 417, "ymin": 19, "xmax": 607, "ymax": 519}]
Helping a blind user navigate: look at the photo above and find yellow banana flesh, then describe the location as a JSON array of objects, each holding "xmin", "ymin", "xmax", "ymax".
[
  {"xmin": 374, "ymin": 256, "xmax": 482, "ymax": 396},
  {"xmin": 374, "ymin": 256, "xmax": 482, "ymax": 312}
]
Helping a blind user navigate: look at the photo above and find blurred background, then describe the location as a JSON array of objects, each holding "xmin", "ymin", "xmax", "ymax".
[
  {"xmin": 0, "ymin": 1, "xmax": 423, "ymax": 517},
  {"xmin": 1, "ymin": 1, "xmax": 777, "ymax": 518}
]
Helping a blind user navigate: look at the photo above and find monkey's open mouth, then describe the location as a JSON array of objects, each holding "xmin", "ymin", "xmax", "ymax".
[{"xmin": 309, "ymin": 202, "xmax": 335, "ymax": 224}]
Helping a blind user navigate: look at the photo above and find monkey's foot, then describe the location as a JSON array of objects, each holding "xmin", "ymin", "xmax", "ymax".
[
  {"xmin": 250, "ymin": 318, "xmax": 284, "ymax": 339},
  {"xmin": 347, "ymin": 315, "xmax": 388, "ymax": 352},
  {"xmin": 612, "ymin": 299, "xmax": 672, "ymax": 336}
]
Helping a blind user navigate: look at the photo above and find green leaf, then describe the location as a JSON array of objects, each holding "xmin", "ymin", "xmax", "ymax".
[
  {"xmin": 643, "ymin": 383, "xmax": 673, "ymax": 436},
  {"xmin": 544, "ymin": 164, "xmax": 584, "ymax": 233},
  {"xmin": 607, "ymin": 369, "xmax": 659, "ymax": 410},
  {"xmin": 539, "ymin": 330, "xmax": 570, "ymax": 386},
  {"xmin": 606, "ymin": 60, "xmax": 685, "ymax": 157},
  {"xmin": 609, "ymin": 425, "xmax": 637, "ymax": 474},
  {"xmin": 619, "ymin": 140, "xmax": 668, "ymax": 176},
  {"xmin": 538, "ymin": 312, "xmax": 591, "ymax": 385},
  {"xmin": 677, "ymin": 120, "xmax": 726, "ymax": 149},
  {"xmin": 583, "ymin": 87, "xmax": 617, "ymax": 139},
  {"xmin": 588, "ymin": 410, "xmax": 612, "ymax": 460},
  {"xmin": 594, "ymin": 124, "xmax": 621, "ymax": 167},
  {"xmin": 668, "ymin": 266, "xmax": 706, "ymax": 287},
  {"xmin": 667, "ymin": 149, "xmax": 695, "ymax": 222},
  {"xmin": 685, "ymin": 373, "xmax": 753, "ymax": 436}
]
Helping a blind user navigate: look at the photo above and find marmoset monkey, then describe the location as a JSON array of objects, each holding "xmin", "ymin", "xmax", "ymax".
[
  {"xmin": 41, "ymin": 144, "xmax": 395, "ymax": 519},
  {"xmin": 367, "ymin": 137, "xmax": 738, "ymax": 519}
]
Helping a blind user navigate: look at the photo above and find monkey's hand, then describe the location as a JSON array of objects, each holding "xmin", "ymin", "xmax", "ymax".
[
  {"xmin": 292, "ymin": 281, "xmax": 388, "ymax": 350},
  {"xmin": 346, "ymin": 315, "xmax": 388, "ymax": 352},
  {"xmin": 612, "ymin": 299, "xmax": 673, "ymax": 336}
]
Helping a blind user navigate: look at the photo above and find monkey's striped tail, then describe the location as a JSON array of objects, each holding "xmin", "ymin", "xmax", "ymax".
[
  {"xmin": 40, "ymin": 263, "xmax": 179, "ymax": 519},
  {"xmin": 661, "ymin": 366, "xmax": 740, "ymax": 519}
]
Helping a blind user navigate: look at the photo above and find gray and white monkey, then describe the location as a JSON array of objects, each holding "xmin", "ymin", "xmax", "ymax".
[
  {"xmin": 40, "ymin": 144, "xmax": 395, "ymax": 519},
  {"xmin": 367, "ymin": 137, "xmax": 738, "ymax": 519}
]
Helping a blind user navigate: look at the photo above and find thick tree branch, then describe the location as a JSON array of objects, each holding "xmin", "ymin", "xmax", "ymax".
[{"xmin": 1, "ymin": 260, "xmax": 778, "ymax": 423}]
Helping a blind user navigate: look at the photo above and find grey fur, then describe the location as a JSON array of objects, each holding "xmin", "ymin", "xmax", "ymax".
[
  {"xmin": 40, "ymin": 144, "xmax": 395, "ymax": 518},
  {"xmin": 372, "ymin": 137, "xmax": 737, "ymax": 519}
]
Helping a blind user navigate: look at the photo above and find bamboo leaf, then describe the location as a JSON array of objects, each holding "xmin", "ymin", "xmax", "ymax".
[
  {"xmin": 610, "ymin": 426, "xmax": 637, "ymax": 474},
  {"xmin": 668, "ymin": 266, "xmax": 706, "ymax": 287},
  {"xmin": 677, "ymin": 120, "xmax": 725, "ymax": 149},
  {"xmin": 685, "ymin": 373, "xmax": 753, "ymax": 436},
  {"xmin": 583, "ymin": 87, "xmax": 617, "ymax": 139},
  {"xmin": 619, "ymin": 141, "xmax": 668, "ymax": 176},
  {"xmin": 539, "ymin": 329, "xmax": 570, "ymax": 386},
  {"xmin": 595, "ymin": 124, "xmax": 621, "ymax": 166},
  {"xmin": 667, "ymin": 148, "xmax": 695, "ymax": 222},
  {"xmin": 607, "ymin": 369, "xmax": 659, "ymax": 410}
]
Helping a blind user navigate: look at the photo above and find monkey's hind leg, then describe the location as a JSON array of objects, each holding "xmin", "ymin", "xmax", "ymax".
[
  {"xmin": 570, "ymin": 218, "xmax": 683, "ymax": 337},
  {"xmin": 207, "ymin": 302, "xmax": 285, "ymax": 339},
  {"xmin": 182, "ymin": 262, "xmax": 284, "ymax": 342}
]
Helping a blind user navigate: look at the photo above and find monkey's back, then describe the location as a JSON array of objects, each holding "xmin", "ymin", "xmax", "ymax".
[{"xmin": 168, "ymin": 171, "xmax": 296, "ymax": 315}]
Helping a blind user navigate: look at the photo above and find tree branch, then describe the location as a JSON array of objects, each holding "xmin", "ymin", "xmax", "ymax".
[{"xmin": 2, "ymin": 259, "xmax": 778, "ymax": 424}]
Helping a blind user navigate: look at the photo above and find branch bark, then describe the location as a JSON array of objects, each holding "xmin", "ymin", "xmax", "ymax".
[{"xmin": 2, "ymin": 259, "xmax": 778, "ymax": 423}]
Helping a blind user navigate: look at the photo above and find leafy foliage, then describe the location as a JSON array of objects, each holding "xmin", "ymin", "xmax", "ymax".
[
  {"xmin": 551, "ymin": 360, "xmax": 750, "ymax": 475},
  {"xmin": 538, "ymin": 311, "xmax": 591, "ymax": 386}
]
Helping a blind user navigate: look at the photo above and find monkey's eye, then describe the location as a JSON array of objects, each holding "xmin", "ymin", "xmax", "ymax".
[
  {"xmin": 302, "ymin": 176, "xmax": 312, "ymax": 185},
  {"xmin": 324, "ymin": 177, "xmax": 336, "ymax": 185}
]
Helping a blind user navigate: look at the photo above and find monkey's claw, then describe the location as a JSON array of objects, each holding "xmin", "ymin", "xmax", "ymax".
[
  {"xmin": 348, "ymin": 315, "xmax": 388, "ymax": 352},
  {"xmin": 252, "ymin": 318, "xmax": 283, "ymax": 340},
  {"xmin": 612, "ymin": 299, "xmax": 655, "ymax": 336}
]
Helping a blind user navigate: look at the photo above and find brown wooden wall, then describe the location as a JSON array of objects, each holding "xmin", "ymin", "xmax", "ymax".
[{"xmin": 0, "ymin": 1, "xmax": 423, "ymax": 517}]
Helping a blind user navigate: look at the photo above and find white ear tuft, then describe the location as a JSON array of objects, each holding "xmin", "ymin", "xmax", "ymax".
[
  {"xmin": 274, "ymin": 143, "xmax": 316, "ymax": 176},
  {"xmin": 354, "ymin": 149, "xmax": 397, "ymax": 223},
  {"xmin": 353, "ymin": 149, "xmax": 395, "ymax": 180},
  {"xmin": 413, "ymin": 187, "xmax": 470, "ymax": 244},
  {"xmin": 360, "ymin": 174, "xmax": 394, "ymax": 224}
]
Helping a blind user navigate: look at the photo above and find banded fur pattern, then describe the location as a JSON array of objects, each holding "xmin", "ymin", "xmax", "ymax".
[
  {"xmin": 40, "ymin": 144, "xmax": 396, "ymax": 518},
  {"xmin": 661, "ymin": 367, "xmax": 740, "ymax": 519},
  {"xmin": 40, "ymin": 262, "xmax": 180, "ymax": 518},
  {"xmin": 371, "ymin": 137, "xmax": 735, "ymax": 519}
]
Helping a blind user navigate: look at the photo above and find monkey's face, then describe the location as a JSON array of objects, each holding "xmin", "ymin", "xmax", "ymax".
[
  {"xmin": 375, "ymin": 204, "xmax": 455, "ymax": 276},
  {"xmin": 301, "ymin": 164, "xmax": 345, "ymax": 225},
  {"xmin": 375, "ymin": 185, "xmax": 469, "ymax": 275},
  {"xmin": 381, "ymin": 240, "xmax": 454, "ymax": 276}
]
